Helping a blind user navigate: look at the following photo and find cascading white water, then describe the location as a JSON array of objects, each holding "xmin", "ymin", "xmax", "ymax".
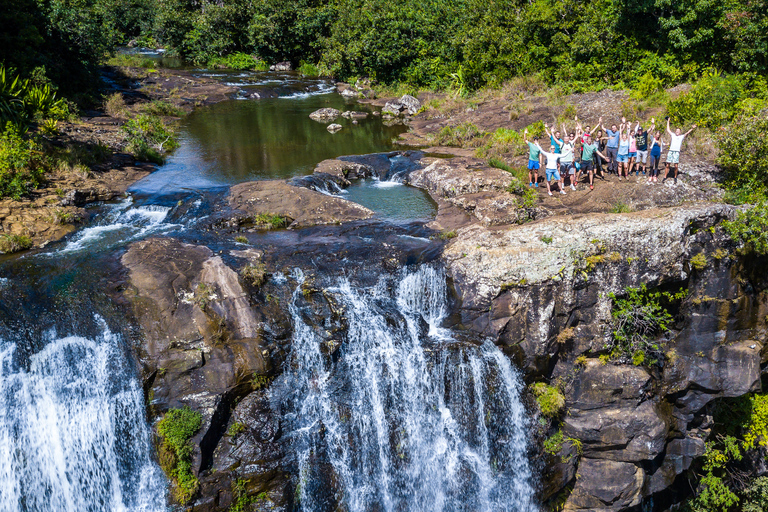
[
  {"xmin": 278, "ymin": 266, "xmax": 538, "ymax": 512},
  {"xmin": 0, "ymin": 317, "xmax": 167, "ymax": 512}
]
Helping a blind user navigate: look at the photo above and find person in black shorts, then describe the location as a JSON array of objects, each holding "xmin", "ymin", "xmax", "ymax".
[{"xmin": 575, "ymin": 130, "xmax": 610, "ymax": 191}]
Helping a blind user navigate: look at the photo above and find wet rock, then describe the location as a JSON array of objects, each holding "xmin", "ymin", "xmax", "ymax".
[
  {"xmin": 269, "ymin": 61, "xmax": 292, "ymax": 71},
  {"xmin": 121, "ymin": 237, "xmax": 288, "ymax": 509},
  {"xmin": 309, "ymin": 108, "xmax": 341, "ymax": 122},
  {"xmin": 289, "ymin": 172, "xmax": 350, "ymax": 194},
  {"xmin": 226, "ymin": 180, "xmax": 373, "ymax": 229},
  {"xmin": 313, "ymin": 158, "xmax": 374, "ymax": 181},
  {"xmin": 326, "ymin": 123, "xmax": 342, "ymax": 133},
  {"xmin": 341, "ymin": 110, "xmax": 368, "ymax": 119}
]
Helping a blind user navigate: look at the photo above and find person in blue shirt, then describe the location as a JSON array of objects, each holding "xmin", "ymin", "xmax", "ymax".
[
  {"xmin": 523, "ymin": 129, "xmax": 541, "ymax": 187},
  {"xmin": 544, "ymin": 123, "xmax": 563, "ymax": 154},
  {"xmin": 600, "ymin": 116, "xmax": 626, "ymax": 175}
]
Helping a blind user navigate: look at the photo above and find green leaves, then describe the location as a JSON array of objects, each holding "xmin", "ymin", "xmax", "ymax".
[{"xmin": 607, "ymin": 284, "xmax": 687, "ymax": 366}]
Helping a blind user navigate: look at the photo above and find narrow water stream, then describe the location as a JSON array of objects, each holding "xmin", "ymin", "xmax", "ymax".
[{"xmin": 0, "ymin": 71, "xmax": 536, "ymax": 511}]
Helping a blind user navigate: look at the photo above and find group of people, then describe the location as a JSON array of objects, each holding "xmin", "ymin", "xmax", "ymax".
[{"xmin": 524, "ymin": 116, "xmax": 697, "ymax": 196}]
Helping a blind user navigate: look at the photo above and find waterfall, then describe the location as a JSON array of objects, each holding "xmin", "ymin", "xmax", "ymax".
[
  {"xmin": 277, "ymin": 265, "xmax": 537, "ymax": 512},
  {"xmin": 0, "ymin": 317, "xmax": 167, "ymax": 512}
]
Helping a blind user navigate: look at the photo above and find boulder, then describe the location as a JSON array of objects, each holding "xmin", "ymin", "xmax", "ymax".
[
  {"xmin": 382, "ymin": 101, "xmax": 404, "ymax": 116},
  {"xmin": 563, "ymin": 363, "xmax": 667, "ymax": 462},
  {"xmin": 226, "ymin": 180, "xmax": 373, "ymax": 229},
  {"xmin": 327, "ymin": 123, "xmax": 342, "ymax": 133},
  {"xmin": 313, "ymin": 159, "xmax": 374, "ymax": 181},
  {"xmin": 341, "ymin": 110, "xmax": 368, "ymax": 119},
  {"xmin": 565, "ymin": 459, "xmax": 644, "ymax": 511},
  {"xmin": 398, "ymin": 94, "xmax": 421, "ymax": 114},
  {"xmin": 309, "ymin": 108, "xmax": 341, "ymax": 122},
  {"xmin": 269, "ymin": 61, "xmax": 292, "ymax": 71},
  {"xmin": 340, "ymin": 88, "xmax": 360, "ymax": 99}
]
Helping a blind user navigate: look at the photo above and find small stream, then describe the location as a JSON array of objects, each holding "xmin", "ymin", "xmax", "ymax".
[{"xmin": 0, "ymin": 69, "xmax": 536, "ymax": 511}]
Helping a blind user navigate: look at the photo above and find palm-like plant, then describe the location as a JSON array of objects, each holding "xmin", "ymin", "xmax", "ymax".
[{"xmin": 0, "ymin": 65, "xmax": 27, "ymax": 124}]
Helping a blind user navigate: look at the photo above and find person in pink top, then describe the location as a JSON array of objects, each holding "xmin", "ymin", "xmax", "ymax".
[{"xmin": 627, "ymin": 121, "xmax": 639, "ymax": 176}]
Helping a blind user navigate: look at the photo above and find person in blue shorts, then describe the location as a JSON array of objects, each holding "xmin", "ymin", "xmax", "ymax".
[
  {"xmin": 524, "ymin": 129, "xmax": 540, "ymax": 187},
  {"xmin": 616, "ymin": 125, "xmax": 631, "ymax": 179},
  {"xmin": 535, "ymin": 141, "xmax": 566, "ymax": 196}
]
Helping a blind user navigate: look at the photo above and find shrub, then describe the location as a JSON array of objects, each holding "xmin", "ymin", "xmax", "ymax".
[
  {"xmin": 297, "ymin": 62, "xmax": 320, "ymax": 77},
  {"xmin": 556, "ymin": 327, "xmax": 574, "ymax": 344},
  {"xmin": 609, "ymin": 201, "xmax": 632, "ymax": 214},
  {"xmin": 743, "ymin": 477, "xmax": 768, "ymax": 512},
  {"xmin": 432, "ymin": 122, "xmax": 484, "ymax": 147},
  {"xmin": 104, "ymin": 93, "xmax": 128, "ymax": 118},
  {"xmin": 156, "ymin": 406, "xmax": 202, "ymax": 504},
  {"xmin": 530, "ymin": 382, "xmax": 565, "ymax": 418},
  {"xmin": 226, "ymin": 421, "xmax": 247, "ymax": 438},
  {"xmin": 666, "ymin": 71, "xmax": 768, "ymax": 130},
  {"xmin": 0, "ymin": 125, "xmax": 45, "ymax": 199},
  {"xmin": 477, "ymin": 127, "xmax": 525, "ymax": 159},
  {"xmin": 122, "ymin": 114, "xmax": 179, "ymax": 163},
  {"xmin": 0, "ymin": 234, "xmax": 33, "ymax": 253},
  {"xmin": 437, "ymin": 230, "xmax": 457, "ymax": 240},
  {"xmin": 722, "ymin": 201, "xmax": 768, "ymax": 256},
  {"xmin": 607, "ymin": 284, "xmax": 687, "ymax": 366},
  {"xmin": 142, "ymin": 100, "xmax": 185, "ymax": 117},
  {"xmin": 207, "ymin": 52, "xmax": 268, "ymax": 71},
  {"xmin": 252, "ymin": 213, "xmax": 289, "ymax": 229},
  {"xmin": 717, "ymin": 112, "xmax": 768, "ymax": 196},
  {"xmin": 543, "ymin": 429, "xmax": 564, "ymax": 455},
  {"xmin": 241, "ymin": 262, "xmax": 267, "ymax": 287}
]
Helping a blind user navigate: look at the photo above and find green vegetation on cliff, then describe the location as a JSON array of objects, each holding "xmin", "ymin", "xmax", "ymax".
[
  {"xmin": 608, "ymin": 284, "xmax": 687, "ymax": 366},
  {"xmin": 685, "ymin": 394, "xmax": 768, "ymax": 512},
  {"xmin": 156, "ymin": 406, "xmax": 202, "ymax": 504}
]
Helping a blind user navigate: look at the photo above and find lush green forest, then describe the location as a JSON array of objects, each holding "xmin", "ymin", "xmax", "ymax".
[{"xmin": 2, "ymin": 0, "xmax": 768, "ymax": 93}]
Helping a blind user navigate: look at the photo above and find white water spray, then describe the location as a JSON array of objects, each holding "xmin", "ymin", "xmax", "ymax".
[
  {"xmin": 278, "ymin": 265, "xmax": 537, "ymax": 512},
  {"xmin": 0, "ymin": 318, "xmax": 167, "ymax": 512}
]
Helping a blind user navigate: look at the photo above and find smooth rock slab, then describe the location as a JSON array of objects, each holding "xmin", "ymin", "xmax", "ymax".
[
  {"xmin": 327, "ymin": 123, "xmax": 342, "ymax": 133},
  {"xmin": 227, "ymin": 180, "xmax": 373, "ymax": 228}
]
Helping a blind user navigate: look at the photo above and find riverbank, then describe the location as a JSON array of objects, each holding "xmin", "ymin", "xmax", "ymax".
[{"xmin": 0, "ymin": 66, "xmax": 237, "ymax": 252}]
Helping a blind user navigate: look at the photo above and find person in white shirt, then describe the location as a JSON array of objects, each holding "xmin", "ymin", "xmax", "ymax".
[
  {"xmin": 535, "ymin": 142, "xmax": 567, "ymax": 196},
  {"xmin": 663, "ymin": 118, "xmax": 697, "ymax": 184}
]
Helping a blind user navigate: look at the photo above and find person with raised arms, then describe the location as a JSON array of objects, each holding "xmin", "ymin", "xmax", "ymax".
[
  {"xmin": 616, "ymin": 123, "xmax": 631, "ymax": 180},
  {"xmin": 600, "ymin": 116, "xmax": 625, "ymax": 175},
  {"xmin": 575, "ymin": 123, "xmax": 610, "ymax": 191},
  {"xmin": 523, "ymin": 128, "xmax": 541, "ymax": 188},
  {"xmin": 534, "ymin": 140, "xmax": 567, "ymax": 196},
  {"xmin": 663, "ymin": 118, "xmax": 697, "ymax": 184},
  {"xmin": 545, "ymin": 123, "xmax": 564, "ymax": 155},
  {"xmin": 634, "ymin": 120, "xmax": 653, "ymax": 176},
  {"xmin": 648, "ymin": 126, "xmax": 664, "ymax": 184}
]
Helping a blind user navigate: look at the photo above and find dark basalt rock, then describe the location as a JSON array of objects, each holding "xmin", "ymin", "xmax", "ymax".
[{"xmin": 440, "ymin": 202, "xmax": 768, "ymax": 510}]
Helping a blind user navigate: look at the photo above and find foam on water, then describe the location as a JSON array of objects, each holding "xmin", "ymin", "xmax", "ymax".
[
  {"xmin": 57, "ymin": 201, "xmax": 177, "ymax": 254},
  {"xmin": 0, "ymin": 318, "xmax": 167, "ymax": 512},
  {"xmin": 278, "ymin": 265, "xmax": 538, "ymax": 512}
]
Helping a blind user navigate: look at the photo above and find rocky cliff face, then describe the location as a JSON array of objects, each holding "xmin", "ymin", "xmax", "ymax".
[
  {"xmin": 436, "ymin": 194, "xmax": 767, "ymax": 509},
  {"xmin": 122, "ymin": 237, "xmax": 293, "ymax": 510}
]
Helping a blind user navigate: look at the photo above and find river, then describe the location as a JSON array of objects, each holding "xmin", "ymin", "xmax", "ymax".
[{"xmin": 0, "ymin": 68, "xmax": 537, "ymax": 512}]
